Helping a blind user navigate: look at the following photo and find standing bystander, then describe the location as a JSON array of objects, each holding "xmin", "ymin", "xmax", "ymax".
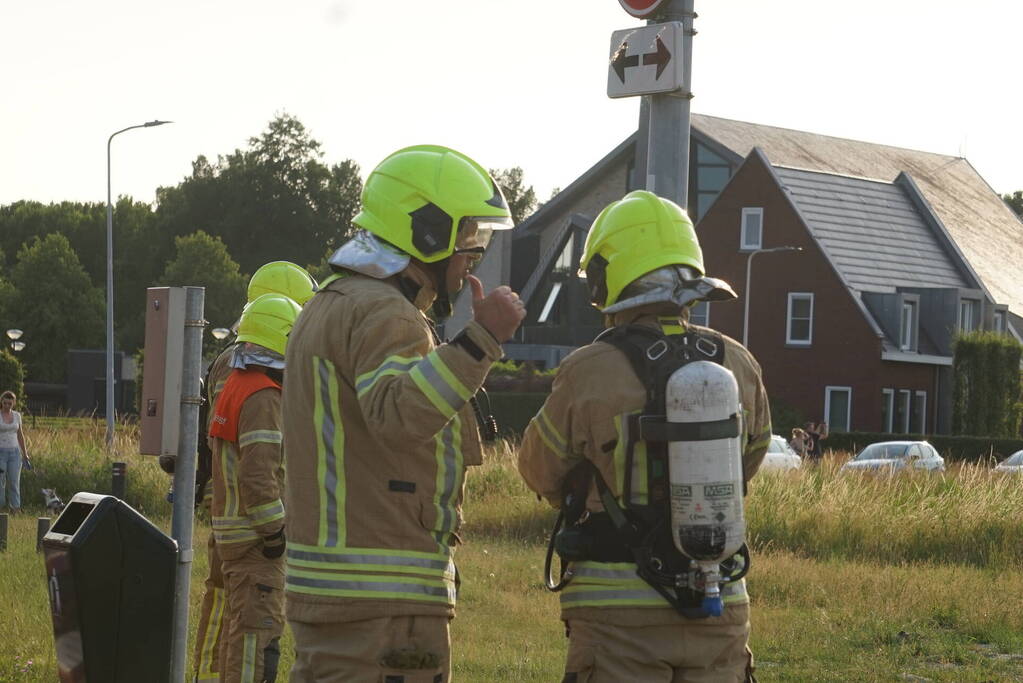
[{"xmin": 0, "ymin": 390, "xmax": 31, "ymax": 513}]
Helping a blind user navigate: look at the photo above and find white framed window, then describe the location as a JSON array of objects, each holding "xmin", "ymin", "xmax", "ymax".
[
  {"xmin": 537, "ymin": 282, "xmax": 562, "ymax": 324},
  {"xmin": 786, "ymin": 293, "xmax": 814, "ymax": 345},
  {"xmin": 690, "ymin": 301, "xmax": 710, "ymax": 327},
  {"xmin": 958, "ymin": 299, "xmax": 976, "ymax": 332},
  {"xmin": 824, "ymin": 386, "xmax": 852, "ymax": 432},
  {"xmin": 912, "ymin": 391, "xmax": 927, "ymax": 434},
  {"xmin": 740, "ymin": 208, "xmax": 763, "ymax": 250},
  {"xmin": 881, "ymin": 388, "xmax": 894, "ymax": 432},
  {"xmin": 896, "ymin": 389, "xmax": 911, "ymax": 433},
  {"xmin": 993, "ymin": 310, "xmax": 1006, "ymax": 333},
  {"xmin": 899, "ymin": 301, "xmax": 917, "ymax": 351}
]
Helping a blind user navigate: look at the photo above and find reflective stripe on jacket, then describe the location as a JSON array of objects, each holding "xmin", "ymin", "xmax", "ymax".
[
  {"xmin": 282, "ymin": 273, "xmax": 503, "ymax": 623},
  {"xmin": 518, "ymin": 315, "xmax": 771, "ymax": 626}
]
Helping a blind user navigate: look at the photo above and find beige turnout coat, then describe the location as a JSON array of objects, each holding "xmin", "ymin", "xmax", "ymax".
[
  {"xmin": 518, "ymin": 314, "xmax": 772, "ymax": 626},
  {"xmin": 282, "ymin": 272, "xmax": 503, "ymax": 623}
]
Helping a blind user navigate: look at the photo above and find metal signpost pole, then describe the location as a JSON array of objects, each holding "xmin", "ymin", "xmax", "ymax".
[
  {"xmin": 169, "ymin": 286, "xmax": 205, "ymax": 683},
  {"xmin": 645, "ymin": 0, "xmax": 695, "ymax": 208}
]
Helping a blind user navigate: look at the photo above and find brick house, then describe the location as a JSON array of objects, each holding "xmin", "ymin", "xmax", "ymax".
[{"xmin": 447, "ymin": 115, "xmax": 1023, "ymax": 434}]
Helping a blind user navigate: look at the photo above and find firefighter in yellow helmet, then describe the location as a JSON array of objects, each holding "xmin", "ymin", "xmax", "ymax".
[
  {"xmin": 282, "ymin": 145, "xmax": 525, "ymax": 682},
  {"xmin": 193, "ymin": 262, "xmax": 316, "ymax": 683},
  {"xmin": 517, "ymin": 190, "xmax": 772, "ymax": 682},
  {"xmin": 207, "ymin": 293, "xmax": 301, "ymax": 683}
]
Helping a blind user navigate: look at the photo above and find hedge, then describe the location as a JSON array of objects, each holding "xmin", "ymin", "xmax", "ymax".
[
  {"xmin": 952, "ymin": 330, "xmax": 1023, "ymax": 437},
  {"xmin": 486, "ymin": 391, "xmax": 1023, "ymax": 465},
  {"xmin": 823, "ymin": 431, "xmax": 1023, "ymax": 464}
]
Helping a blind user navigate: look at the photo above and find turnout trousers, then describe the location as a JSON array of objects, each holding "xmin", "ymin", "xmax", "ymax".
[
  {"xmin": 194, "ymin": 531, "xmax": 225, "ymax": 682},
  {"xmin": 289, "ymin": 615, "xmax": 450, "ymax": 683},
  {"xmin": 218, "ymin": 544, "xmax": 285, "ymax": 683},
  {"xmin": 562, "ymin": 603, "xmax": 756, "ymax": 683}
]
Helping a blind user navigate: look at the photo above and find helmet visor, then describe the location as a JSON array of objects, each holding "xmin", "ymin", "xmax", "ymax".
[{"xmin": 454, "ymin": 216, "xmax": 513, "ymax": 254}]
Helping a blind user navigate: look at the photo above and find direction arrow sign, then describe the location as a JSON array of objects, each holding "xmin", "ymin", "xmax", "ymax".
[{"xmin": 607, "ymin": 22, "xmax": 686, "ymax": 98}]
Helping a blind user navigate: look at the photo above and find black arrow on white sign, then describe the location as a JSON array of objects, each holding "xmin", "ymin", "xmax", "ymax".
[{"xmin": 611, "ymin": 36, "xmax": 672, "ymax": 83}]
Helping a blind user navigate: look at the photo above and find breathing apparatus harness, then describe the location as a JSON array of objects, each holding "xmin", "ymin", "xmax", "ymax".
[{"xmin": 544, "ymin": 321, "xmax": 750, "ymax": 618}]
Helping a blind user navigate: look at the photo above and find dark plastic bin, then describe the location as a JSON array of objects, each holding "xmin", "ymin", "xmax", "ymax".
[{"xmin": 43, "ymin": 492, "xmax": 178, "ymax": 683}]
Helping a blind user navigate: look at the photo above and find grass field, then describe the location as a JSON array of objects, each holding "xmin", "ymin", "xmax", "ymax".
[{"xmin": 1, "ymin": 428, "xmax": 1021, "ymax": 682}]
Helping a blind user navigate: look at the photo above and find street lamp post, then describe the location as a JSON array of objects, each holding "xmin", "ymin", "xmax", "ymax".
[
  {"xmin": 5, "ymin": 329, "xmax": 24, "ymax": 354},
  {"xmin": 743, "ymin": 246, "xmax": 802, "ymax": 348},
  {"xmin": 106, "ymin": 120, "xmax": 171, "ymax": 449}
]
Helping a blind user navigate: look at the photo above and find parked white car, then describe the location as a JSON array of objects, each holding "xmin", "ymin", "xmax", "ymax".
[
  {"xmin": 761, "ymin": 435, "xmax": 802, "ymax": 470},
  {"xmin": 840, "ymin": 441, "xmax": 945, "ymax": 473},
  {"xmin": 994, "ymin": 450, "xmax": 1023, "ymax": 473}
]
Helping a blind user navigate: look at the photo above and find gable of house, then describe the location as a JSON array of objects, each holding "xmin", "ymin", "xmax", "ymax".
[{"xmin": 691, "ymin": 114, "xmax": 1023, "ymax": 326}]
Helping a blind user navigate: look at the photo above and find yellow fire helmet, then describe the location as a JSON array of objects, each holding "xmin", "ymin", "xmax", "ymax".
[
  {"xmin": 247, "ymin": 261, "xmax": 318, "ymax": 305},
  {"xmin": 579, "ymin": 190, "xmax": 704, "ymax": 310},
  {"xmin": 352, "ymin": 145, "xmax": 513, "ymax": 263},
  {"xmin": 235, "ymin": 293, "xmax": 302, "ymax": 357}
]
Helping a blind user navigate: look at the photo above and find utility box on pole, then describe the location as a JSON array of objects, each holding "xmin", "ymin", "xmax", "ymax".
[{"xmin": 140, "ymin": 287, "xmax": 186, "ymax": 456}]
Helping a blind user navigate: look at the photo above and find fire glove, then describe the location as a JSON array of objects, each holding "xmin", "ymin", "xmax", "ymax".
[{"xmin": 262, "ymin": 528, "xmax": 286, "ymax": 559}]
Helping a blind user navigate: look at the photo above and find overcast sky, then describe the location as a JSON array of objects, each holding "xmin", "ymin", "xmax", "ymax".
[{"xmin": 2, "ymin": 0, "xmax": 1021, "ymax": 208}]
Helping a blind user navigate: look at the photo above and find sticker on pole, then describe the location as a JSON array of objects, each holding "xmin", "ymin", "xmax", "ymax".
[
  {"xmin": 619, "ymin": 0, "xmax": 669, "ymax": 19},
  {"xmin": 607, "ymin": 22, "xmax": 686, "ymax": 98}
]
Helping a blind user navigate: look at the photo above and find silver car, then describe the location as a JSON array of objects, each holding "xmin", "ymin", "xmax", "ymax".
[
  {"xmin": 840, "ymin": 441, "xmax": 945, "ymax": 473},
  {"xmin": 994, "ymin": 450, "xmax": 1023, "ymax": 473},
  {"xmin": 761, "ymin": 435, "xmax": 802, "ymax": 470}
]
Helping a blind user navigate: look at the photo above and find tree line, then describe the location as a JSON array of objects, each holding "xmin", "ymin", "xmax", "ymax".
[{"xmin": 0, "ymin": 113, "xmax": 537, "ymax": 383}]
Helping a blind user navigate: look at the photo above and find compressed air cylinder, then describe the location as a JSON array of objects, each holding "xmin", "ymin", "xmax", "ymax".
[{"xmin": 665, "ymin": 360, "xmax": 746, "ymax": 615}]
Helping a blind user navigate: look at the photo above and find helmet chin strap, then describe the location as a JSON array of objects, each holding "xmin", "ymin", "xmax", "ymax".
[{"xmin": 429, "ymin": 258, "xmax": 453, "ymax": 319}]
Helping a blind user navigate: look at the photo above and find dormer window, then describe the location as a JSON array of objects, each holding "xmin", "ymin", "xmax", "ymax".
[
  {"xmin": 899, "ymin": 300, "xmax": 917, "ymax": 351},
  {"xmin": 958, "ymin": 298, "xmax": 977, "ymax": 332},
  {"xmin": 993, "ymin": 310, "xmax": 1007, "ymax": 333},
  {"xmin": 740, "ymin": 208, "xmax": 763, "ymax": 250}
]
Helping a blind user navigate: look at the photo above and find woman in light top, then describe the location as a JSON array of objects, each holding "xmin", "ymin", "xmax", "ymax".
[{"xmin": 0, "ymin": 390, "xmax": 31, "ymax": 512}]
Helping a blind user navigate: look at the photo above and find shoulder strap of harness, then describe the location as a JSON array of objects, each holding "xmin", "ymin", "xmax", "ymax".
[{"xmin": 595, "ymin": 322, "xmax": 725, "ymax": 507}]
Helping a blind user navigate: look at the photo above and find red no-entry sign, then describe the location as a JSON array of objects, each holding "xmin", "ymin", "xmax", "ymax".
[{"xmin": 618, "ymin": 0, "xmax": 668, "ymax": 18}]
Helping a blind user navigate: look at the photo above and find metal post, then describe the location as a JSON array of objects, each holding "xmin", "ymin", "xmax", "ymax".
[
  {"xmin": 743, "ymin": 250, "xmax": 759, "ymax": 348},
  {"xmin": 111, "ymin": 461, "xmax": 127, "ymax": 499},
  {"xmin": 743, "ymin": 246, "xmax": 802, "ymax": 348},
  {"xmin": 36, "ymin": 517, "xmax": 50, "ymax": 552},
  {"xmin": 645, "ymin": 0, "xmax": 695, "ymax": 208},
  {"xmin": 0, "ymin": 513, "xmax": 7, "ymax": 552},
  {"xmin": 169, "ymin": 286, "xmax": 205, "ymax": 683},
  {"xmin": 106, "ymin": 134, "xmax": 116, "ymax": 449},
  {"xmin": 105, "ymin": 120, "xmax": 172, "ymax": 450}
]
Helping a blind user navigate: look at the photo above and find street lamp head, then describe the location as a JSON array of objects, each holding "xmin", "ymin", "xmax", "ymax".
[
  {"xmin": 145, "ymin": 120, "xmax": 173, "ymax": 127},
  {"xmin": 211, "ymin": 327, "xmax": 231, "ymax": 341},
  {"xmin": 11, "ymin": 340, "xmax": 25, "ymax": 353},
  {"xmin": 6, "ymin": 328, "xmax": 22, "ymax": 341}
]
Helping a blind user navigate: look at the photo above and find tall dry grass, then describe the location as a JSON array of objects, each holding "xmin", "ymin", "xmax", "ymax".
[
  {"xmin": 748, "ymin": 454, "xmax": 1023, "ymax": 568},
  {"xmin": 3, "ymin": 431, "xmax": 1022, "ymax": 681}
]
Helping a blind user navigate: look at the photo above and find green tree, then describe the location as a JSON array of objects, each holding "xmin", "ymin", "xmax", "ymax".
[
  {"xmin": 0, "ymin": 199, "xmax": 163, "ymax": 356},
  {"xmin": 155, "ymin": 113, "xmax": 362, "ymax": 276},
  {"xmin": 1003, "ymin": 191, "xmax": 1023, "ymax": 219},
  {"xmin": 490, "ymin": 167, "xmax": 537, "ymax": 225},
  {"xmin": 159, "ymin": 231, "xmax": 247, "ymax": 331},
  {"xmin": 7, "ymin": 234, "xmax": 104, "ymax": 382},
  {"xmin": 0, "ymin": 348, "xmax": 25, "ymax": 402}
]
